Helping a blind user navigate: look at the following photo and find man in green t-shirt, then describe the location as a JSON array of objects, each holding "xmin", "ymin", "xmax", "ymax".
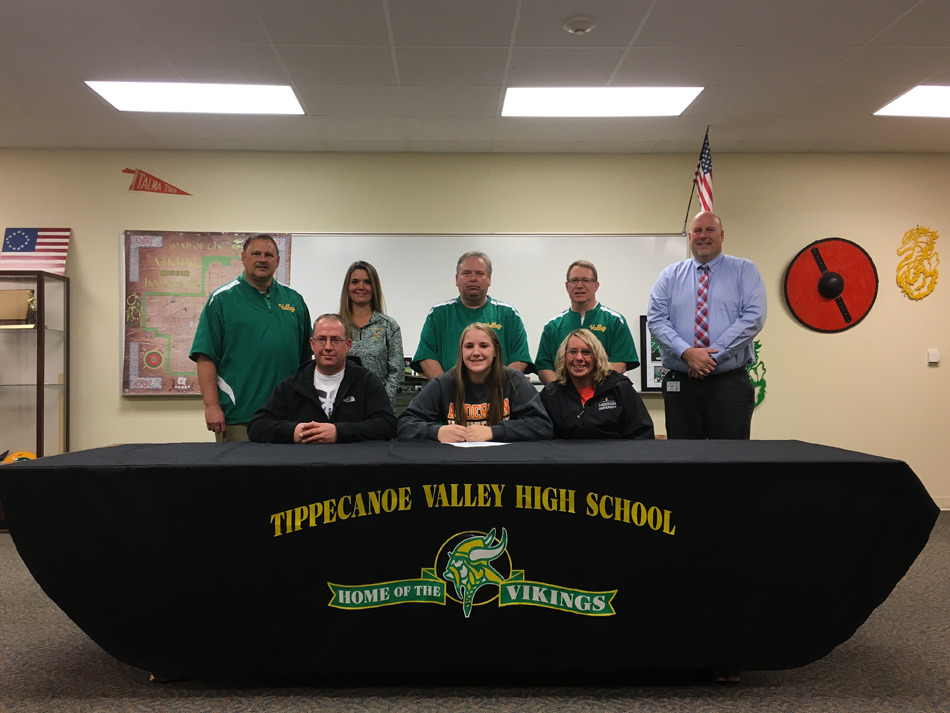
[
  {"xmin": 535, "ymin": 260, "xmax": 639, "ymax": 384},
  {"xmin": 411, "ymin": 251, "xmax": 532, "ymax": 380},
  {"xmin": 190, "ymin": 234, "xmax": 311, "ymax": 442}
]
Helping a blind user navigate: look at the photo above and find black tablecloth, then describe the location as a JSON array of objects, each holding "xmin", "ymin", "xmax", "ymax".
[{"xmin": 0, "ymin": 440, "xmax": 938, "ymax": 678}]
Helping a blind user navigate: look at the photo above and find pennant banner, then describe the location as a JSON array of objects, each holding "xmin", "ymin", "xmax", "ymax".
[
  {"xmin": 0, "ymin": 228, "xmax": 71, "ymax": 275},
  {"xmin": 123, "ymin": 168, "xmax": 191, "ymax": 196}
]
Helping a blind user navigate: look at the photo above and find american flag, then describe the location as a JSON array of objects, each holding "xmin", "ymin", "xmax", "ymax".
[
  {"xmin": 0, "ymin": 228, "xmax": 71, "ymax": 275},
  {"xmin": 693, "ymin": 130, "xmax": 713, "ymax": 212}
]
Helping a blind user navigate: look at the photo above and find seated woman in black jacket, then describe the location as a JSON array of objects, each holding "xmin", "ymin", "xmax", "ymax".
[{"xmin": 540, "ymin": 328, "xmax": 654, "ymax": 440}]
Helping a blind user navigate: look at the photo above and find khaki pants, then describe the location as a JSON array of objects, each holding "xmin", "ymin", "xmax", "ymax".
[{"xmin": 214, "ymin": 424, "xmax": 249, "ymax": 443}]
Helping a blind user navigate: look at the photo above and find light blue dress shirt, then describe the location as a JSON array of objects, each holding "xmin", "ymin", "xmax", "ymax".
[{"xmin": 647, "ymin": 253, "xmax": 766, "ymax": 374}]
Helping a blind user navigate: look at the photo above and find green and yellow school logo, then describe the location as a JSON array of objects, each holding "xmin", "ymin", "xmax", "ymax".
[{"xmin": 328, "ymin": 527, "xmax": 616, "ymax": 618}]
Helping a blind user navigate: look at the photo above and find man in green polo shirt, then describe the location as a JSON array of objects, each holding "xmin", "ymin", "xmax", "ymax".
[
  {"xmin": 411, "ymin": 251, "xmax": 532, "ymax": 380},
  {"xmin": 190, "ymin": 234, "xmax": 311, "ymax": 442},
  {"xmin": 535, "ymin": 260, "xmax": 639, "ymax": 384}
]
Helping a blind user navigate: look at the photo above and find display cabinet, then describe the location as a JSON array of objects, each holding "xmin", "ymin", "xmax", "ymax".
[{"xmin": 0, "ymin": 271, "xmax": 69, "ymax": 458}]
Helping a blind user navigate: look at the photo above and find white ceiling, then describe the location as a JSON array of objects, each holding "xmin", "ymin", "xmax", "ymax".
[{"xmin": 2, "ymin": 0, "xmax": 950, "ymax": 154}]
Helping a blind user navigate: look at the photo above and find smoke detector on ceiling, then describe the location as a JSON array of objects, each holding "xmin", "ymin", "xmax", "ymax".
[{"xmin": 563, "ymin": 17, "xmax": 596, "ymax": 35}]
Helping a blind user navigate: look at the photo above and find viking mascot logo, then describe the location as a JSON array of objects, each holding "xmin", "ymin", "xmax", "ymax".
[
  {"xmin": 327, "ymin": 525, "xmax": 617, "ymax": 617},
  {"xmin": 443, "ymin": 527, "xmax": 508, "ymax": 618}
]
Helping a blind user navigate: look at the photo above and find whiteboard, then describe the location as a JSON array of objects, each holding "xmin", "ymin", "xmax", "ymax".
[{"xmin": 291, "ymin": 234, "xmax": 687, "ymax": 388}]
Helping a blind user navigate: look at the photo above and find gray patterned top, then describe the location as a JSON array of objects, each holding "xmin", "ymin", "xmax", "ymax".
[{"xmin": 348, "ymin": 311, "xmax": 404, "ymax": 407}]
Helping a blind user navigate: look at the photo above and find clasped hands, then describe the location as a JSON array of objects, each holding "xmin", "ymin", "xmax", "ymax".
[
  {"xmin": 682, "ymin": 346, "xmax": 719, "ymax": 379},
  {"xmin": 293, "ymin": 421, "xmax": 338, "ymax": 444},
  {"xmin": 437, "ymin": 424, "xmax": 493, "ymax": 443}
]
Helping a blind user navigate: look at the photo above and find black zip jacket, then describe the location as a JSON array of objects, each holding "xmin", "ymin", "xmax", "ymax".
[
  {"xmin": 540, "ymin": 371, "xmax": 654, "ymax": 440},
  {"xmin": 248, "ymin": 357, "xmax": 396, "ymax": 443}
]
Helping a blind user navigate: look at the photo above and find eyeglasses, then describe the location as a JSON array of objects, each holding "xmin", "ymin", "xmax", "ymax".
[
  {"xmin": 566, "ymin": 349, "xmax": 593, "ymax": 358},
  {"xmin": 312, "ymin": 337, "xmax": 346, "ymax": 345},
  {"xmin": 567, "ymin": 277, "xmax": 596, "ymax": 284}
]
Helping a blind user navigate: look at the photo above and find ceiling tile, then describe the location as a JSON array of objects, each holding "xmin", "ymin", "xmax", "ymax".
[
  {"xmin": 787, "ymin": 84, "xmax": 917, "ymax": 116},
  {"xmin": 0, "ymin": 0, "xmax": 146, "ymax": 41},
  {"xmin": 0, "ymin": 111, "xmax": 76, "ymax": 146},
  {"xmin": 871, "ymin": 0, "xmax": 950, "ymax": 47},
  {"xmin": 490, "ymin": 140, "xmax": 581, "ymax": 152},
  {"xmin": 818, "ymin": 47, "xmax": 950, "ymax": 85},
  {"xmin": 0, "ymin": 40, "xmax": 174, "ymax": 81},
  {"xmin": 924, "ymin": 65, "xmax": 950, "ymax": 83},
  {"xmin": 19, "ymin": 110, "xmax": 150, "ymax": 139},
  {"xmin": 750, "ymin": 0, "xmax": 920, "ymax": 46},
  {"xmin": 401, "ymin": 86, "xmax": 502, "ymax": 117},
  {"xmin": 507, "ymin": 48, "xmax": 627, "ymax": 86},
  {"xmin": 0, "ymin": 80, "xmax": 110, "ymax": 112},
  {"xmin": 239, "ymin": 138, "xmax": 329, "ymax": 152},
  {"xmin": 156, "ymin": 43, "xmax": 289, "ymax": 84},
  {"xmin": 633, "ymin": 0, "xmax": 779, "ymax": 48},
  {"xmin": 562, "ymin": 117, "xmax": 678, "ymax": 142},
  {"xmin": 713, "ymin": 115, "xmax": 851, "ymax": 143},
  {"xmin": 295, "ymin": 85, "xmax": 404, "ymax": 117},
  {"xmin": 811, "ymin": 135, "xmax": 950, "ymax": 151},
  {"xmin": 494, "ymin": 117, "xmax": 600, "ymax": 141},
  {"xmin": 279, "ymin": 46, "xmax": 396, "ymax": 85},
  {"xmin": 127, "ymin": 114, "xmax": 325, "ymax": 140},
  {"xmin": 314, "ymin": 116, "xmax": 409, "ymax": 141},
  {"xmin": 155, "ymin": 137, "xmax": 248, "ymax": 150},
  {"xmin": 568, "ymin": 140, "xmax": 659, "ymax": 153},
  {"xmin": 324, "ymin": 139, "xmax": 410, "ymax": 151},
  {"xmin": 613, "ymin": 47, "xmax": 744, "ymax": 85},
  {"xmin": 407, "ymin": 117, "xmax": 495, "ymax": 142},
  {"xmin": 723, "ymin": 46, "xmax": 856, "ymax": 84},
  {"xmin": 683, "ymin": 85, "xmax": 803, "ymax": 118},
  {"xmin": 388, "ymin": 0, "xmax": 518, "ymax": 47},
  {"xmin": 410, "ymin": 140, "xmax": 494, "ymax": 152},
  {"xmin": 251, "ymin": 0, "xmax": 390, "ymax": 45},
  {"xmin": 1, "ymin": 0, "xmax": 949, "ymax": 154},
  {"xmin": 653, "ymin": 118, "xmax": 726, "ymax": 142},
  {"xmin": 515, "ymin": 0, "xmax": 653, "ymax": 48},
  {"xmin": 397, "ymin": 48, "xmax": 509, "ymax": 86},
  {"xmin": 119, "ymin": 0, "xmax": 268, "ymax": 43},
  {"xmin": 64, "ymin": 135, "xmax": 164, "ymax": 149},
  {"xmin": 855, "ymin": 115, "xmax": 950, "ymax": 142}
]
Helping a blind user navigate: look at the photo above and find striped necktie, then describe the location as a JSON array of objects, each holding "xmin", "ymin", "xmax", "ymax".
[{"xmin": 694, "ymin": 265, "xmax": 710, "ymax": 347}]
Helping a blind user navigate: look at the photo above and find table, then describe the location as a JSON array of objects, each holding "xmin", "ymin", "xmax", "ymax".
[{"xmin": 0, "ymin": 440, "xmax": 938, "ymax": 679}]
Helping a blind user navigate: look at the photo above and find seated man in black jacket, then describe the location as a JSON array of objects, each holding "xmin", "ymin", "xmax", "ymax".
[{"xmin": 248, "ymin": 313, "xmax": 396, "ymax": 443}]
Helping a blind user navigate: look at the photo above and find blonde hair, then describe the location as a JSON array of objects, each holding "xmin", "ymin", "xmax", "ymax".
[{"xmin": 554, "ymin": 329, "xmax": 610, "ymax": 386}]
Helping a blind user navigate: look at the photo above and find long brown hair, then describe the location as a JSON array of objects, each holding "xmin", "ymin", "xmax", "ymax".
[
  {"xmin": 452, "ymin": 323, "xmax": 508, "ymax": 426},
  {"xmin": 339, "ymin": 261, "xmax": 387, "ymax": 331}
]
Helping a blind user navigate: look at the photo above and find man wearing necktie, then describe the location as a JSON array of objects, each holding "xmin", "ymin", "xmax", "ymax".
[{"xmin": 647, "ymin": 212, "xmax": 767, "ymax": 439}]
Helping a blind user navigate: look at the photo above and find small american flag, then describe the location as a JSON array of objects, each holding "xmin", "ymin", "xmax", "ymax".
[
  {"xmin": 693, "ymin": 130, "xmax": 713, "ymax": 212},
  {"xmin": 0, "ymin": 228, "xmax": 71, "ymax": 275}
]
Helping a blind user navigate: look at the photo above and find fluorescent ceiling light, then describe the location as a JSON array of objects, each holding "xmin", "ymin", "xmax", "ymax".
[
  {"xmin": 874, "ymin": 85, "xmax": 950, "ymax": 118},
  {"xmin": 502, "ymin": 87, "xmax": 702, "ymax": 117},
  {"xmin": 85, "ymin": 81, "xmax": 304, "ymax": 115}
]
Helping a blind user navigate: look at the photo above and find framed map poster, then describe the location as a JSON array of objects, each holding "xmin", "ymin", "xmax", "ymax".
[{"xmin": 121, "ymin": 231, "xmax": 292, "ymax": 396}]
